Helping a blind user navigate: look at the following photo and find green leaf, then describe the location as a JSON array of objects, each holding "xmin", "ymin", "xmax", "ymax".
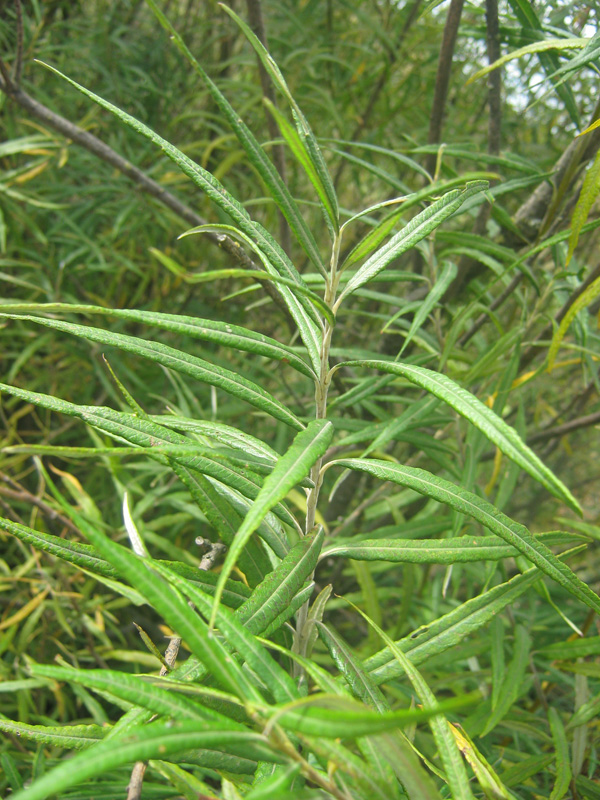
[
  {"xmin": 317, "ymin": 623, "xmax": 389, "ymax": 712},
  {"xmin": 333, "ymin": 459, "xmax": 599, "ymax": 616},
  {"xmin": 0, "ymin": 301, "xmax": 315, "ymax": 378},
  {"xmin": 466, "ymin": 38, "xmax": 587, "ymax": 85},
  {"xmin": 36, "ymin": 60, "xmax": 323, "ymax": 372},
  {"xmin": 178, "ymin": 226, "xmax": 335, "ymax": 325},
  {"xmin": 549, "ymin": 707, "xmax": 572, "ymax": 800},
  {"xmin": 270, "ymin": 694, "xmax": 475, "ymax": 738},
  {"xmin": 481, "ymin": 625, "xmax": 531, "ymax": 735},
  {"xmin": 384, "ymin": 261, "xmax": 457, "ymax": 352},
  {"xmin": 238, "ymin": 527, "xmax": 324, "ymax": 634},
  {"xmin": 145, "ymin": 0, "xmax": 327, "ymax": 275},
  {"xmin": 346, "ymin": 601, "xmax": 476, "ymax": 800},
  {"xmin": 0, "ymin": 715, "xmax": 105, "ymax": 750},
  {"xmin": 212, "ymin": 419, "xmax": 334, "ymax": 623},
  {"xmin": 147, "ymin": 559, "xmax": 300, "ymax": 704},
  {"xmin": 322, "ymin": 532, "xmax": 581, "ymax": 563},
  {"xmin": 8, "ymin": 723, "xmax": 283, "ymax": 800},
  {"xmin": 0, "ymin": 315, "xmax": 304, "ymax": 430},
  {"xmin": 31, "ymin": 665, "xmax": 243, "ymax": 729},
  {"xmin": 547, "ymin": 274, "xmax": 600, "ymax": 372},
  {"xmin": 364, "ymin": 550, "xmax": 586, "ymax": 685},
  {"xmin": 336, "ymin": 360, "xmax": 581, "ymax": 512},
  {"xmin": 336, "ymin": 182, "xmax": 487, "ymax": 304},
  {"xmin": 219, "ymin": 5, "xmax": 339, "ymax": 233},
  {"xmin": 59, "ymin": 504, "xmax": 264, "ymax": 703}
]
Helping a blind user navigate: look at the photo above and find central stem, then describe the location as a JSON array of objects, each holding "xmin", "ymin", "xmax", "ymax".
[{"xmin": 294, "ymin": 232, "xmax": 341, "ymax": 670}]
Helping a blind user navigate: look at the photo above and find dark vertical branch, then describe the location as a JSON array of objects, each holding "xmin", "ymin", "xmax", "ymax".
[
  {"xmin": 424, "ymin": 0, "xmax": 465, "ymax": 176},
  {"xmin": 245, "ymin": 0, "xmax": 291, "ymax": 256},
  {"xmin": 445, "ymin": 0, "xmax": 501, "ymax": 299},
  {"xmin": 13, "ymin": 0, "xmax": 23, "ymax": 86}
]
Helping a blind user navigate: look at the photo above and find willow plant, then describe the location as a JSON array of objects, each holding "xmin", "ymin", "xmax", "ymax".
[{"xmin": 1, "ymin": 4, "xmax": 598, "ymax": 800}]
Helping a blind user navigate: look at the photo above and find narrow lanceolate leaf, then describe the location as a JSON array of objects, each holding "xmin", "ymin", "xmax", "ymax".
[
  {"xmin": 481, "ymin": 625, "xmax": 531, "ymax": 735},
  {"xmin": 337, "ymin": 360, "xmax": 580, "ymax": 512},
  {"xmin": 271, "ymin": 695, "xmax": 474, "ymax": 738},
  {"xmin": 567, "ymin": 149, "xmax": 600, "ymax": 264},
  {"xmin": 466, "ymin": 38, "xmax": 587, "ymax": 85},
  {"xmin": 145, "ymin": 0, "xmax": 327, "ymax": 275},
  {"xmin": 334, "ymin": 459, "xmax": 600, "ymax": 616},
  {"xmin": 0, "ymin": 716, "xmax": 104, "ymax": 750},
  {"xmin": 348, "ymin": 602, "xmax": 476, "ymax": 800},
  {"xmin": 211, "ymin": 420, "xmax": 334, "ymax": 623},
  {"xmin": 385, "ymin": 261, "xmax": 457, "ymax": 352},
  {"xmin": 0, "ymin": 384, "xmax": 293, "ymax": 564},
  {"xmin": 336, "ymin": 182, "xmax": 487, "ymax": 304},
  {"xmin": 1, "ymin": 314, "xmax": 303, "ymax": 430},
  {"xmin": 31, "ymin": 665, "xmax": 243, "ymax": 729},
  {"xmin": 364, "ymin": 551, "xmax": 584, "ymax": 685},
  {"xmin": 449, "ymin": 724, "xmax": 515, "ymax": 800},
  {"xmin": 238, "ymin": 527, "xmax": 324, "ymax": 633},
  {"xmin": 322, "ymin": 532, "xmax": 581, "ymax": 564},
  {"xmin": 549, "ymin": 707, "xmax": 572, "ymax": 800},
  {"xmin": 220, "ymin": 5, "xmax": 339, "ymax": 234},
  {"xmin": 178, "ymin": 226, "xmax": 335, "ymax": 326},
  {"xmin": 8, "ymin": 724, "xmax": 282, "ymax": 800},
  {"xmin": 148, "ymin": 559, "xmax": 300, "ymax": 704},
  {"xmin": 37, "ymin": 61, "xmax": 323, "ymax": 372},
  {"xmin": 0, "ymin": 302, "xmax": 315, "ymax": 378},
  {"xmin": 61, "ymin": 504, "xmax": 263, "ymax": 703},
  {"xmin": 547, "ymin": 274, "xmax": 600, "ymax": 372}
]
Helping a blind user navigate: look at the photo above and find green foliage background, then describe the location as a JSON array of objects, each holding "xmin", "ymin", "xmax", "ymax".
[{"xmin": 1, "ymin": 1, "xmax": 600, "ymax": 798}]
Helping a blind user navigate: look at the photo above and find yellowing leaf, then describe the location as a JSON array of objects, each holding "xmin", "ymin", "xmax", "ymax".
[
  {"xmin": 547, "ymin": 274, "xmax": 600, "ymax": 371},
  {"xmin": 567, "ymin": 149, "xmax": 600, "ymax": 264}
]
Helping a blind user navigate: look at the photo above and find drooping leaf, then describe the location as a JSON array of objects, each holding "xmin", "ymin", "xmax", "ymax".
[
  {"xmin": 0, "ymin": 314, "xmax": 304, "ymax": 430},
  {"xmin": 333, "ymin": 459, "xmax": 598, "ymax": 615},
  {"xmin": 336, "ymin": 360, "xmax": 581, "ymax": 511}
]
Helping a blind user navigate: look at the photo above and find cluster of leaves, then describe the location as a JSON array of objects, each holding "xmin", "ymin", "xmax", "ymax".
[{"xmin": 1, "ymin": 1, "xmax": 600, "ymax": 798}]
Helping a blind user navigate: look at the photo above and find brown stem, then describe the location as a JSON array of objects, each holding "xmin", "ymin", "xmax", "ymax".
[
  {"xmin": 424, "ymin": 0, "xmax": 465, "ymax": 176},
  {"xmin": 445, "ymin": 0, "xmax": 501, "ymax": 299},
  {"xmin": 245, "ymin": 0, "xmax": 291, "ymax": 255}
]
